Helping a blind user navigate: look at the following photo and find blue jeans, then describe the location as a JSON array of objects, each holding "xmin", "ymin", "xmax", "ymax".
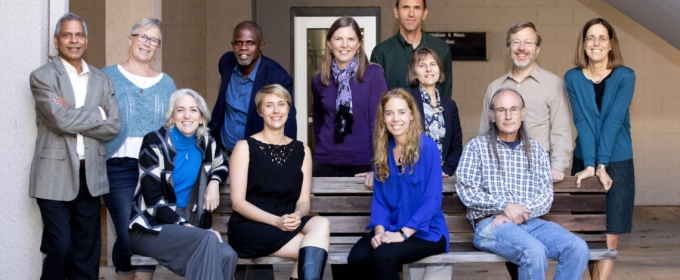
[
  {"xmin": 473, "ymin": 217, "xmax": 589, "ymax": 280},
  {"xmin": 103, "ymin": 158, "xmax": 153, "ymax": 274}
]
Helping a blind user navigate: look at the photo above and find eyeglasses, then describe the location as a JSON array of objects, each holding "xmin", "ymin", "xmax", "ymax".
[
  {"xmin": 131, "ymin": 34, "xmax": 161, "ymax": 47},
  {"xmin": 585, "ymin": 35, "xmax": 609, "ymax": 44},
  {"xmin": 510, "ymin": 40, "xmax": 537, "ymax": 47},
  {"xmin": 494, "ymin": 107, "xmax": 523, "ymax": 116}
]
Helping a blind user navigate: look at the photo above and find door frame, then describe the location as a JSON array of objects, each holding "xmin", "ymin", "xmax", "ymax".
[{"xmin": 290, "ymin": 7, "xmax": 381, "ymax": 143}]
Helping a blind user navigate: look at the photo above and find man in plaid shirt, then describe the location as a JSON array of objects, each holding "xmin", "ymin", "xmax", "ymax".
[{"xmin": 456, "ymin": 88, "xmax": 589, "ymax": 280}]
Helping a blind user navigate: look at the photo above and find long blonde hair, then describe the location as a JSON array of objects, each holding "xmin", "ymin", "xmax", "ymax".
[{"xmin": 373, "ymin": 88, "xmax": 424, "ymax": 182}]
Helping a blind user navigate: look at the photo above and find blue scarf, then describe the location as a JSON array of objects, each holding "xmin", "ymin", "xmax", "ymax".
[{"xmin": 331, "ymin": 57, "xmax": 358, "ymax": 143}]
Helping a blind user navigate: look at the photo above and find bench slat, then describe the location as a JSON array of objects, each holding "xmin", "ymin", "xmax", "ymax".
[
  {"xmin": 133, "ymin": 248, "xmax": 617, "ymax": 267},
  {"xmin": 220, "ymin": 177, "xmax": 606, "ymax": 194},
  {"xmin": 213, "ymin": 214, "xmax": 607, "ymax": 234},
  {"xmin": 216, "ymin": 194, "xmax": 605, "ymax": 214}
]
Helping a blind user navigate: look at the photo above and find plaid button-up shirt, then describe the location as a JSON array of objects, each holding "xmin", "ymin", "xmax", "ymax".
[{"xmin": 455, "ymin": 135, "xmax": 553, "ymax": 224}]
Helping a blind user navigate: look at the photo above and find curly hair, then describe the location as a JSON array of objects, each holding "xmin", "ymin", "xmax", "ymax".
[{"xmin": 373, "ymin": 88, "xmax": 424, "ymax": 182}]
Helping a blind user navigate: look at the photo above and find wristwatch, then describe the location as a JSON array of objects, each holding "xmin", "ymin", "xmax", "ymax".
[
  {"xmin": 399, "ymin": 229, "xmax": 409, "ymax": 241},
  {"xmin": 596, "ymin": 164, "xmax": 606, "ymax": 170}
]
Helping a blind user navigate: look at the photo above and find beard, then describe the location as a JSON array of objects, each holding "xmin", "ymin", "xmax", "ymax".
[
  {"xmin": 511, "ymin": 51, "xmax": 535, "ymax": 68},
  {"xmin": 238, "ymin": 58, "xmax": 253, "ymax": 66}
]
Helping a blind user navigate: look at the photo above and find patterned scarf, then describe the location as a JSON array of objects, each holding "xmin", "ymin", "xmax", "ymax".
[{"xmin": 331, "ymin": 57, "xmax": 357, "ymax": 143}]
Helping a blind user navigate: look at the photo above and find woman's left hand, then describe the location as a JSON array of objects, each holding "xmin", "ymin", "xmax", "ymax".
[
  {"xmin": 282, "ymin": 213, "xmax": 301, "ymax": 231},
  {"xmin": 595, "ymin": 167, "xmax": 613, "ymax": 191},
  {"xmin": 379, "ymin": 231, "xmax": 406, "ymax": 244},
  {"xmin": 204, "ymin": 180, "xmax": 220, "ymax": 212},
  {"xmin": 442, "ymin": 171, "xmax": 450, "ymax": 178}
]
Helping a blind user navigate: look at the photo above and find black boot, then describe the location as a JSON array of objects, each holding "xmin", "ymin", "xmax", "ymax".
[{"xmin": 298, "ymin": 246, "xmax": 328, "ymax": 280}]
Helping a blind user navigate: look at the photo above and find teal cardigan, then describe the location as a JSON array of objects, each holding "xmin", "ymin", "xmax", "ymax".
[
  {"xmin": 102, "ymin": 65, "xmax": 177, "ymax": 159},
  {"xmin": 564, "ymin": 66, "xmax": 635, "ymax": 167}
]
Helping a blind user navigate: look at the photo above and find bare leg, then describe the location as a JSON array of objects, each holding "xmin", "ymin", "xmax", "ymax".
[
  {"xmin": 589, "ymin": 234, "xmax": 618, "ymax": 280},
  {"xmin": 115, "ymin": 273, "xmax": 133, "ymax": 280},
  {"xmin": 134, "ymin": 271, "xmax": 154, "ymax": 280},
  {"xmin": 115, "ymin": 270, "xmax": 154, "ymax": 280},
  {"xmin": 270, "ymin": 216, "xmax": 330, "ymax": 279}
]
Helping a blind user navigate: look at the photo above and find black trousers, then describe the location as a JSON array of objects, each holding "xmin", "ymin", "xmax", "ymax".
[
  {"xmin": 347, "ymin": 230, "xmax": 447, "ymax": 280},
  {"xmin": 37, "ymin": 164, "xmax": 101, "ymax": 280}
]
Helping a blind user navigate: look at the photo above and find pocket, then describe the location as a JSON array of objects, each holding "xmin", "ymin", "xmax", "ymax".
[
  {"xmin": 98, "ymin": 144, "xmax": 107, "ymax": 156},
  {"xmin": 40, "ymin": 148, "xmax": 66, "ymax": 159}
]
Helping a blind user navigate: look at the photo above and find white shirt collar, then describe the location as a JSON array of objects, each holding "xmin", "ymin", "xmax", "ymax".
[{"xmin": 59, "ymin": 56, "xmax": 90, "ymax": 76}]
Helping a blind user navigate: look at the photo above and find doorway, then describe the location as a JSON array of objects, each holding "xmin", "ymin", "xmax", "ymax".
[{"xmin": 291, "ymin": 8, "xmax": 380, "ymax": 150}]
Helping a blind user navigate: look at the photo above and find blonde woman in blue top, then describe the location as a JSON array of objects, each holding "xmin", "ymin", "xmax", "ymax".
[
  {"xmin": 564, "ymin": 18, "xmax": 635, "ymax": 280},
  {"xmin": 347, "ymin": 88, "xmax": 448, "ymax": 280}
]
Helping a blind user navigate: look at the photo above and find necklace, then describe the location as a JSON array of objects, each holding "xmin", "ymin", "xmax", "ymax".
[
  {"xmin": 173, "ymin": 135, "xmax": 194, "ymax": 160},
  {"xmin": 586, "ymin": 66, "xmax": 610, "ymax": 84},
  {"xmin": 124, "ymin": 62, "xmax": 152, "ymax": 94}
]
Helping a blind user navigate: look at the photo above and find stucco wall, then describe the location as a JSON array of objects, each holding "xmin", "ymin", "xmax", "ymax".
[{"xmin": 0, "ymin": 1, "xmax": 48, "ymax": 279}]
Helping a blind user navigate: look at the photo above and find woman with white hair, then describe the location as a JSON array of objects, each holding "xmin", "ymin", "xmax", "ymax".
[{"xmin": 128, "ymin": 89, "xmax": 238, "ymax": 280}]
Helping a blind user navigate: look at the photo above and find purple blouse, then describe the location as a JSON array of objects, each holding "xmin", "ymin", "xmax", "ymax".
[{"xmin": 311, "ymin": 64, "xmax": 387, "ymax": 165}]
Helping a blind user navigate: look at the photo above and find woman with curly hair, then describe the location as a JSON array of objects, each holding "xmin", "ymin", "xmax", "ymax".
[{"xmin": 347, "ymin": 88, "xmax": 449, "ymax": 279}]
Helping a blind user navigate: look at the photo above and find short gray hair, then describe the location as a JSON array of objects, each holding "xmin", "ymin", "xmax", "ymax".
[
  {"xmin": 164, "ymin": 89, "xmax": 212, "ymax": 138},
  {"xmin": 131, "ymin": 18, "xmax": 163, "ymax": 40},
  {"xmin": 54, "ymin": 13, "xmax": 88, "ymax": 37}
]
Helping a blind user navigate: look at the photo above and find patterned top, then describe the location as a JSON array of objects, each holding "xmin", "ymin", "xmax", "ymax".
[
  {"xmin": 253, "ymin": 138, "xmax": 296, "ymax": 166},
  {"xmin": 455, "ymin": 135, "xmax": 553, "ymax": 224},
  {"xmin": 419, "ymin": 86, "xmax": 446, "ymax": 161},
  {"xmin": 129, "ymin": 127, "xmax": 228, "ymax": 233}
]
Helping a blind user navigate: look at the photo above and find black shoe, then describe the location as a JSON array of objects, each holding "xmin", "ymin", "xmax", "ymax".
[{"xmin": 298, "ymin": 246, "xmax": 328, "ymax": 280}]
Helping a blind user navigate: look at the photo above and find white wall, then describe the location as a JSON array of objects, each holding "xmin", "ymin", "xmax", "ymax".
[{"xmin": 0, "ymin": 1, "xmax": 48, "ymax": 279}]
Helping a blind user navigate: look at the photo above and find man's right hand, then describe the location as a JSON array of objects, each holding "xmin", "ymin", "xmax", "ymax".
[{"xmin": 503, "ymin": 203, "xmax": 531, "ymax": 224}]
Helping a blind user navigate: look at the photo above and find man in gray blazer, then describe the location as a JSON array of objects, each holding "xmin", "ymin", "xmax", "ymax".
[{"xmin": 29, "ymin": 13, "xmax": 120, "ymax": 279}]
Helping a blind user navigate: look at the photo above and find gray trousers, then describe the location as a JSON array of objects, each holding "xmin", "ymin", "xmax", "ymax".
[{"xmin": 130, "ymin": 225, "xmax": 238, "ymax": 280}]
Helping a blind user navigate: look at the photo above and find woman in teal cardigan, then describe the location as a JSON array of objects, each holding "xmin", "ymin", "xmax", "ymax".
[{"xmin": 564, "ymin": 18, "xmax": 635, "ymax": 280}]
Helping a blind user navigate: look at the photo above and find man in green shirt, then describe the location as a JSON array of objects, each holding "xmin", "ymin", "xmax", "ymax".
[{"xmin": 370, "ymin": 0, "xmax": 453, "ymax": 98}]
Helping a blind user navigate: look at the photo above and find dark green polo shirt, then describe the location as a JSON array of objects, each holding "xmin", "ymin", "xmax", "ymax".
[{"xmin": 370, "ymin": 31, "xmax": 453, "ymax": 98}]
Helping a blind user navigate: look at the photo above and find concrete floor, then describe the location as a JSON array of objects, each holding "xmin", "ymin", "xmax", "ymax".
[{"xmin": 99, "ymin": 207, "xmax": 680, "ymax": 279}]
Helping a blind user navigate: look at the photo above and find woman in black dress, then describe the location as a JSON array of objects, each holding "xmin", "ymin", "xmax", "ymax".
[{"xmin": 228, "ymin": 84, "xmax": 330, "ymax": 280}]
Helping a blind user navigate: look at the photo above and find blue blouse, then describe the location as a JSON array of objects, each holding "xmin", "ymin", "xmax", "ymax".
[
  {"xmin": 565, "ymin": 66, "xmax": 635, "ymax": 167},
  {"xmin": 368, "ymin": 135, "xmax": 450, "ymax": 252}
]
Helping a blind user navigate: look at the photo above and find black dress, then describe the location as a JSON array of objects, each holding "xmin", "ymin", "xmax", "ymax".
[{"xmin": 228, "ymin": 137, "xmax": 311, "ymax": 258}]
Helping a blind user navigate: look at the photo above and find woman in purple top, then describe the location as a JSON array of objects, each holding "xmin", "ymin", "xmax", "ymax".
[{"xmin": 311, "ymin": 16, "xmax": 388, "ymax": 177}]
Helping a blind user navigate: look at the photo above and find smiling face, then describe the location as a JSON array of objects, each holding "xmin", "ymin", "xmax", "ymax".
[
  {"xmin": 129, "ymin": 26, "xmax": 161, "ymax": 64},
  {"xmin": 414, "ymin": 54, "xmax": 440, "ymax": 88},
  {"xmin": 383, "ymin": 97, "xmax": 414, "ymax": 140},
  {"xmin": 328, "ymin": 26, "xmax": 360, "ymax": 70},
  {"xmin": 172, "ymin": 94, "xmax": 204, "ymax": 137},
  {"xmin": 258, "ymin": 93, "xmax": 290, "ymax": 130},
  {"xmin": 232, "ymin": 26, "xmax": 264, "ymax": 67},
  {"xmin": 393, "ymin": 0, "xmax": 428, "ymax": 34},
  {"xmin": 508, "ymin": 27, "xmax": 540, "ymax": 69},
  {"xmin": 54, "ymin": 19, "xmax": 88, "ymax": 68},
  {"xmin": 489, "ymin": 90, "xmax": 526, "ymax": 142},
  {"xmin": 584, "ymin": 23, "xmax": 612, "ymax": 65}
]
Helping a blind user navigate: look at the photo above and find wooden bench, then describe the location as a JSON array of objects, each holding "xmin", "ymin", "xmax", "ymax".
[{"xmin": 131, "ymin": 176, "xmax": 616, "ymax": 270}]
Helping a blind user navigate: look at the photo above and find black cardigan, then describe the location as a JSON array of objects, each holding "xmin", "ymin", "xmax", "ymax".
[{"xmin": 405, "ymin": 86, "xmax": 463, "ymax": 175}]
